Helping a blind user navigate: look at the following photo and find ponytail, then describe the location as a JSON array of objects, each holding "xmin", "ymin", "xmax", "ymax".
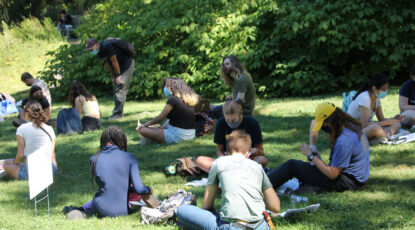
[{"xmin": 352, "ymin": 73, "xmax": 388, "ymax": 101}]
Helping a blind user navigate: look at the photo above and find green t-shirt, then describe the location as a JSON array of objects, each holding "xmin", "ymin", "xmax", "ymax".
[
  {"xmin": 207, "ymin": 154, "xmax": 273, "ymax": 223},
  {"xmin": 231, "ymin": 73, "xmax": 256, "ymax": 115}
]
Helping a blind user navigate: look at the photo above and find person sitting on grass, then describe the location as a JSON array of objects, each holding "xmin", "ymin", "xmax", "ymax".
[
  {"xmin": 68, "ymin": 81, "xmax": 101, "ymax": 132},
  {"xmin": 267, "ymin": 102, "xmax": 370, "ymax": 194},
  {"xmin": 64, "ymin": 126, "xmax": 153, "ymax": 219},
  {"xmin": 399, "ymin": 65, "xmax": 415, "ymax": 128},
  {"xmin": 196, "ymin": 100, "xmax": 267, "ymax": 173},
  {"xmin": 137, "ymin": 77, "xmax": 199, "ymax": 144},
  {"xmin": 13, "ymin": 86, "xmax": 53, "ymax": 128},
  {"xmin": 177, "ymin": 130, "xmax": 280, "ymax": 230},
  {"xmin": 210, "ymin": 55, "xmax": 256, "ymax": 118},
  {"xmin": 3, "ymin": 100, "xmax": 58, "ymax": 180},
  {"xmin": 346, "ymin": 73, "xmax": 402, "ymax": 144}
]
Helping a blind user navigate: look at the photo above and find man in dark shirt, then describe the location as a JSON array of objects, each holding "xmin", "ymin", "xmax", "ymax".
[
  {"xmin": 86, "ymin": 38, "xmax": 135, "ymax": 120},
  {"xmin": 399, "ymin": 65, "xmax": 415, "ymax": 127},
  {"xmin": 57, "ymin": 10, "xmax": 73, "ymax": 41}
]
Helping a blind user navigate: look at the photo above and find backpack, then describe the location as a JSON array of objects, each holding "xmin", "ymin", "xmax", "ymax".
[
  {"xmin": 342, "ymin": 90, "xmax": 357, "ymax": 112},
  {"xmin": 194, "ymin": 112, "xmax": 214, "ymax": 137},
  {"xmin": 57, "ymin": 108, "xmax": 82, "ymax": 134},
  {"xmin": 164, "ymin": 157, "xmax": 202, "ymax": 178},
  {"xmin": 104, "ymin": 37, "xmax": 136, "ymax": 58},
  {"xmin": 140, "ymin": 190, "xmax": 196, "ymax": 224}
]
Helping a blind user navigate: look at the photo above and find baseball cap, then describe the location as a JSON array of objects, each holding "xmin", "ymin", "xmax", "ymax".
[
  {"xmin": 312, "ymin": 102, "xmax": 336, "ymax": 132},
  {"xmin": 85, "ymin": 38, "xmax": 98, "ymax": 51}
]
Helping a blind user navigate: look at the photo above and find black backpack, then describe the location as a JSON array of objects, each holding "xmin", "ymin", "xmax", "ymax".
[
  {"xmin": 105, "ymin": 37, "xmax": 136, "ymax": 57},
  {"xmin": 194, "ymin": 112, "xmax": 214, "ymax": 137}
]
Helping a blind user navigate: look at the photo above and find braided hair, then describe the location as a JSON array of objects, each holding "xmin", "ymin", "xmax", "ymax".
[
  {"xmin": 91, "ymin": 126, "xmax": 128, "ymax": 186},
  {"xmin": 25, "ymin": 100, "xmax": 48, "ymax": 128}
]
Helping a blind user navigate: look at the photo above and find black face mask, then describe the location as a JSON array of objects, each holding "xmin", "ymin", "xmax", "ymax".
[{"xmin": 321, "ymin": 125, "xmax": 332, "ymax": 133}]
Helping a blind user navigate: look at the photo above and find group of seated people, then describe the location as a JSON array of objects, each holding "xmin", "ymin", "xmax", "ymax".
[{"xmin": 2, "ymin": 57, "xmax": 415, "ymax": 228}]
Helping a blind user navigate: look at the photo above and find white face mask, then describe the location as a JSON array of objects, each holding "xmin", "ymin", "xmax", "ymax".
[{"xmin": 223, "ymin": 58, "xmax": 232, "ymax": 73}]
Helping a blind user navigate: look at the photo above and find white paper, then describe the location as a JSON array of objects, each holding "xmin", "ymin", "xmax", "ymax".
[{"xmin": 27, "ymin": 146, "xmax": 53, "ymax": 200}]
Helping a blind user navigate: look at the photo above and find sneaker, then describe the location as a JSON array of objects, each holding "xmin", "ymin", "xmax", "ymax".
[
  {"xmin": 66, "ymin": 210, "xmax": 86, "ymax": 220},
  {"xmin": 108, "ymin": 114, "xmax": 123, "ymax": 120},
  {"xmin": 369, "ymin": 137, "xmax": 388, "ymax": 145}
]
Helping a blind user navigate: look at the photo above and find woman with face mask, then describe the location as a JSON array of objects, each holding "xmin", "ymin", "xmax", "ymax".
[
  {"xmin": 136, "ymin": 77, "xmax": 199, "ymax": 144},
  {"xmin": 13, "ymin": 86, "xmax": 51, "ymax": 128},
  {"xmin": 268, "ymin": 102, "xmax": 370, "ymax": 193},
  {"xmin": 398, "ymin": 65, "xmax": 415, "ymax": 128},
  {"xmin": 346, "ymin": 73, "xmax": 402, "ymax": 143},
  {"xmin": 196, "ymin": 100, "xmax": 268, "ymax": 173},
  {"xmin": 210, "ymin": 55, "xmax": 256, "ymax": 119}
]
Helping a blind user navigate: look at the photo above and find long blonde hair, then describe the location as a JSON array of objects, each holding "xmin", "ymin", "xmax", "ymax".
[
  {"xmin": 220, "ymin": 55, "xmax": 252, "ymax": 87},
  {"xmin": 163, "ymin": 77, "xmax": 199, "ymax": 107}
]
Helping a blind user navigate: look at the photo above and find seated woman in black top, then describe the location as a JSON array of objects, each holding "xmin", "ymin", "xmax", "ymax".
[
  {"xmin": 13, "ymin": 86, "xmax": 52, "ymax": 127},
  {"xmin": 65, "ymin": 126, "xmax": 152, "ymax": 219},
  {"xmin": 196, "ymin": 100, "xmax": 268, "ymax": 172},
  {"xmin": 399, "ymin": 65, "xmax": 415, "ymax": 127},
  {"xmin": 137, "ymin": 77, "xmax": 199, "ymax": 144}
]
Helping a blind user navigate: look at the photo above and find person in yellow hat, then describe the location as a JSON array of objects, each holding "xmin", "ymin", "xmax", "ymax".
[{"xmin": 267, "ymin": 102, "xmax": 370, "ymax": 193}]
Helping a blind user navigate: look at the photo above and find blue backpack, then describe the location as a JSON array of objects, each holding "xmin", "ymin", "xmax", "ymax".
[{"xmin": 342, "ymin": 90, "xmax": 357, "ymax": 112}]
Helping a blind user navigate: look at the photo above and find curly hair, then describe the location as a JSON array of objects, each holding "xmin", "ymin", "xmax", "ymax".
[
  {"xmin": 163, "ymin": 77, "xmax": 199, "ymax": 107},
  {"xmin": 25, "ymin": 100, "xmax": 48, "ymax": 128},
  {"xmin": 68, "ymin": 81, "xmax": 96, "ymax": 107},
  {"xmin": 220, "ymin": 55, "xmax": 252, "ymax": 87},
  {"xmin": 324, "ymin": 108, "xmax": 362, "ymax": 148}
]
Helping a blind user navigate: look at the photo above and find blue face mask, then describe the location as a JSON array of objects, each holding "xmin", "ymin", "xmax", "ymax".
[
  {"xmin": 163, "ymin": 87, "xmax": 171, "ymax": 97},
  {"xmin": 377, "ymin": 90, "xmax": 388, "ymax": 99},
  {"xmin": 91, "ymin": 48, "xmax": 99, "ymax": 55},
  {"xmin": 226, "ymin": 119, "xmax": 242, "ymax": 129}
]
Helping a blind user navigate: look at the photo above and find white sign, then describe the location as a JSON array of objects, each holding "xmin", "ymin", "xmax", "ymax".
[{"xmin": 27, "ymin": 146, "xmax": 53, "ymax": 200}]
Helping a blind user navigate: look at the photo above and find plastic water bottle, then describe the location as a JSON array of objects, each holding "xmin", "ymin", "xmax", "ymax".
[
  {"xmin": 164, "ymin": 165, "xmax": 176, "ymax": 175},
  {"xmin": 291, "ymin": 195, "xmax": 308, "ymax": 204}
]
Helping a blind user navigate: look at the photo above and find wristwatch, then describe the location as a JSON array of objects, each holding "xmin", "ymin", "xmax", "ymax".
[{"xmin": 307, "ymin": 152, "xmax": 318, "ymax": 162}]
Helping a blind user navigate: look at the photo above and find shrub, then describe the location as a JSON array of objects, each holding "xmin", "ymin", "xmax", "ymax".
[{"xmin": 40, "ymin": 0, "xmax": 415, "ymax": 100}]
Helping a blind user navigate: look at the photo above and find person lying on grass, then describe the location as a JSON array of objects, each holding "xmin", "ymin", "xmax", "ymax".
[
  {"xmin": 64, "ymin": 126, "xmax": 152, "ymax": 219},
  {"xmin": 267, "ymin": 102, "xmax": 370, "ymax": 194},
  {"xmin": 399, "ymin": 65, "xmax": 415, "ymax": 129},
  {"xmin": 177, "ymin": 130, "xmax": 280, "ymax": 230},
  {"xmin": 3, "ymin": 100, "xmax": 57, "ymax": 180},
  {"xmin": 68, "ymin": 81, "xmax": 101, "ymax": 132},
  {"xmin": 196, "ymin": 100, "xmax": 267, "ymax": 173},
  {"xmin": 137, "ymin": 77, "xmax": 199, "ymax": 144}
]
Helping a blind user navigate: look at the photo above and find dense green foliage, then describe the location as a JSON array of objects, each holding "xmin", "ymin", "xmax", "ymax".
[
  {"xmin": 0, "ymin": 0, "xmax": 104, "ymax": 25},
  {"xmin": 40, "ymin": 0, "xmax": 415, "ymax": 100}
]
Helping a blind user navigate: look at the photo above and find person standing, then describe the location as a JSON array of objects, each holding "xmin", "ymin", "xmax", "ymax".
[
  {"xmin": 85, "ymin": 38, "xmax": 135, "ymax": 120},
  {"xmin": 57, "ymin": 10, "xmax": 73, "ymax": 41}
]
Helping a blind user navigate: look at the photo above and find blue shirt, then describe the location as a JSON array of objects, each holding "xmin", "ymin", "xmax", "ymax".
[
  {"xmin": 329, "ymin": 128, "xmax": 370, "ymax": 183},
  {"xmin": 399, "ymin": 80, "xmax": 415, "ymax": 106},
  {"xmin": 91, "ymin": 145, "xmax": 151, "ymax": 217}
]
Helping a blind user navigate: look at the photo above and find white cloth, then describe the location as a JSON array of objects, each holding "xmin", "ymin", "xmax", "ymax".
[
  {"xmin": 347, "ymin": 91, "xmax": 380, "ymax": 120},
  {"xmin": 16, "ymin": 122, "xmax": 55, "ymax": 157}
]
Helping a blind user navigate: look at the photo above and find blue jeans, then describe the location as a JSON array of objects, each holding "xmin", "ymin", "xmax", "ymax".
[
  {"xmin": 177, "ymin": 205, "xmax": 269, "ymax": 230},
  {"xmin": 18, "ymin": 163, "xmax": 57, "ymax": 180},
  {"xmin": 57, "ymin": 24, "xmax": 72, "ymax": 40}
]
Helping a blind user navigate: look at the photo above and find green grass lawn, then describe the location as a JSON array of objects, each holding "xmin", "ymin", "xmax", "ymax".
[{"xmin": 1, "ymin": 85, "xmax": 415, "ymax": 229}]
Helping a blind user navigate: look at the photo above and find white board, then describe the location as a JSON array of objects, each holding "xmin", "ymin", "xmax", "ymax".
[{"xmin": 27, "ymin": 146, "xmax": 53, "ymax": 200}]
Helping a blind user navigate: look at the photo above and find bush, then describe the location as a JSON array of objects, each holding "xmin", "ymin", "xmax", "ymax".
[{"xmin": 40, "ymin": 0, "xmax": 415, "ymax": 100}]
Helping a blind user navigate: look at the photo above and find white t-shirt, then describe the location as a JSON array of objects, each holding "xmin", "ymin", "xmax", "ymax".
[
  {"xmin": 347, "ymin": 91, "xmax": 381, "ymax": 121},
  {"xmin": 16, "ymin": 122, "xmax": 55, "ymax": 157}
]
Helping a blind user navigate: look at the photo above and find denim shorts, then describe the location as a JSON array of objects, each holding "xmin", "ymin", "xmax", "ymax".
[
  {"xmin": 18, "ymin": 163, "xmax": 58, "ymax": 180},
  {"xmin": 163, "ymin": 125, "xmax": 195, "ymax": 144}
]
